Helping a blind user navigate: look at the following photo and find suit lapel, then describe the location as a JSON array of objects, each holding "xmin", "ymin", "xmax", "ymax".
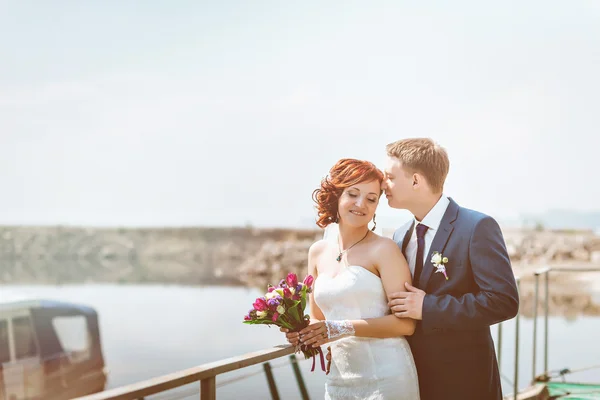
[
  {"xmin": 400, "ymin": 220, "xmax": 415, "ymax": 255},
  {"xmin": 419, "ymin": 198, "xmax": 459, "ymax": 290}
]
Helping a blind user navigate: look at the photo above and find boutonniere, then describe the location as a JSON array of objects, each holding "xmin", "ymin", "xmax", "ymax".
[{"xmin": 431, "ymin": 251, "xmax": 449, "ymax": 280}]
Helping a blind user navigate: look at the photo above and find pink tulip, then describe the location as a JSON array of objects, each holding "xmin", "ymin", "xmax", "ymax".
[
  {"xmin": 267, "ymin": 286, "xmax": 275, "ymax": 293},
  {"xmin": 286, "ymin": 273, "xmax": 298, "ymax": 288},
  {"xmin": 253, "ymin": 297, "xmax": 268, "ymax": 311},
  {"xmin": 303, "ymin": 275, "xmax": 314, "ymax": 288},
  {"xmin": 283, "ymin": 288, "xmax": 292, "ymax": 298},
  {"xmin": 272, "ymin": 312, "xmax": 279, "ymax": 322}
]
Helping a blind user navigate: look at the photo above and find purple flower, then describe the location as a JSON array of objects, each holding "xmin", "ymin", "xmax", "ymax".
[
  {"xmin": 267, "ymin": 298, "xmax": 280, "ymax": 311},
  {"xmin": 278, "ymin": 279, "xmax": 287, "ymax": 288}
]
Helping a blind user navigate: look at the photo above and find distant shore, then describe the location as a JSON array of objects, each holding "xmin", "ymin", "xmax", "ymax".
[
  {"xmin": 512, "ymin": 263, "xmax": 600, "ymax": 318},
  {"xmin": 1, "ymin": 225, "xmax": 599, "ymax": 317}
]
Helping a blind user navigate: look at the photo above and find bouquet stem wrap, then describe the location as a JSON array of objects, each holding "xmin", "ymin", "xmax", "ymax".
[{"xmin": 292, "ymin": 319, "xmax": 326, "ymax": 372}]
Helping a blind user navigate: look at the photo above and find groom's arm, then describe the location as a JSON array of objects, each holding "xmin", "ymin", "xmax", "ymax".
[{"xmin": 421, "ymin": 216, "xmax": 519, "ymax": 333}]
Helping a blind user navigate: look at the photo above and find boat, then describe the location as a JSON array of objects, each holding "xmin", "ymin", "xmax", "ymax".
[{"xmin": 0, "ymin": 292, "xmax": 107, "ymax": 400}]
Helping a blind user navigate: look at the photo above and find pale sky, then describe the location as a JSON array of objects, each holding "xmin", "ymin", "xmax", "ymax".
[{"xmin": 1, "ymin": 1, "xmax": 599, "ymax": 228}]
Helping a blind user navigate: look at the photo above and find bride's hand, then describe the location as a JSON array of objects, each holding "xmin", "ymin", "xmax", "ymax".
[
  {"xmin": 279, "ymin": 326, "xmax": 300, "ymax": 346},
  {"xmin": 280, "ymin": 319, "xmax": 325, "ymax": 347},
  {"xmin": 299, "ymin": 320, "xmax": 330, "ymax": 348}
]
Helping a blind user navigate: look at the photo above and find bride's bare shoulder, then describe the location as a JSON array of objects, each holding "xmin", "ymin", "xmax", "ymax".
[
  {"xmin": 370, "ymin": 234, "xmax": 402, "ymax": 254},
  {"xmin": 309, "ymin": 239, "xmax": 331, "ymax": 257}
]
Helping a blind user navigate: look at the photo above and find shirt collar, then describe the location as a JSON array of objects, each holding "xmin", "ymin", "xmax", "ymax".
[{"xmin": 413, "ymin": 194, "xmax": 450, "ymax": 232}]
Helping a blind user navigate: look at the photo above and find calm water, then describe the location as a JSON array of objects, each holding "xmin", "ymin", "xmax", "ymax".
[{"xmin": 2, "ymin": 284, "xmax": 600, "ymax": 400}]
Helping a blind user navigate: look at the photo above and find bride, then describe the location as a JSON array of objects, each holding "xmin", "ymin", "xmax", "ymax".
[{"xmin": 281, "ymin": 158, "xmax": 420, "ymax": 400}]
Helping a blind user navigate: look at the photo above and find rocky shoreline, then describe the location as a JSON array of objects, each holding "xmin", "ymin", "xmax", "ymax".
[
  {"xmin": 1, "ymin": 225, "xmax": 599, "ymax": 318},
  {"xmin": 237, "ymin": 227, "xmax": 600, "ymax": 318},
  {"xmin": 0, "ymin": 225, "xmax": 322, "ymax": 286}
]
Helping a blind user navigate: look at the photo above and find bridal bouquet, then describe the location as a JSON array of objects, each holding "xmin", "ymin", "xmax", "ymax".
[{"xmin": 243, "ymin": 272, "xmax": 326, "ymax": 373}]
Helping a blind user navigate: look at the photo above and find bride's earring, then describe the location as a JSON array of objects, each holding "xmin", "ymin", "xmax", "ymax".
[{"xmin": 371, "ymin": 214, "xmax": 377, "ymax": 232}]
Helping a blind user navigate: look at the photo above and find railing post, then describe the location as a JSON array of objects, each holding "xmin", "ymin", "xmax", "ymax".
[
  {"xmin": 289, "ymin": 354, "xmax": 310, "ymax": 400},
  {"xmin": 497, "ymin": 322, "xmax": 503, "ymax": 376},
  {"xmin": 514, "ymin": 278, "xmax": 521, "ymax": 397},
  {"xmin": 201, "ymin": 377, "xmax": 216, "ymax": 400},
  {"xmin": 532, "ymin": 273, "xmax": 539, "ymax": 382},
  {"xmin": 544, "ymin": 270, "xmax": 549, "ymax": 373},
  {"xmin": 263, "ymin": 362, "xmax": 280, "ymax": 400}
]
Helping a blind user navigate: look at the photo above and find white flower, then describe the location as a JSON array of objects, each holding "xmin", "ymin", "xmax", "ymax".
[
  {"xmin": 265, "ymin": 291, "xmax": 278, "ymax": 300},
  {"xmin": 276, "ymin": 305, "xmax": 286, "ymax": 314},
  {"xmin": 431, "ymin": 251, "xmax": 449, "ymax": 280},
  {"xmin": 256, "ymin": 310, "xmax": 268, "ymax": 319}
]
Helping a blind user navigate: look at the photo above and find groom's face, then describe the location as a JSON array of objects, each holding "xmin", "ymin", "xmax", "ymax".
[{"xmin": 382, "ymin": 156, "xmax": 414, "ymax": 209}]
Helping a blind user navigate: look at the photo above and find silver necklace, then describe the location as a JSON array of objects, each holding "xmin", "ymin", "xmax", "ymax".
[{"xmin": 336, "ymin": 230, "xmax": 370, "ymax": 262}]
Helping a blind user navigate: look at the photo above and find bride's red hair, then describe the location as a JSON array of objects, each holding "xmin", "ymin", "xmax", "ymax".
[{"xmin": 312, "ymin": 158, "xmax": 384, "ymax": 229}]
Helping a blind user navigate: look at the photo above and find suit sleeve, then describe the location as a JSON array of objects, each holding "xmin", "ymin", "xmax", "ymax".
[{"xmin": 420, "ymin": 216, "xmax": 519, "ymax": 333}]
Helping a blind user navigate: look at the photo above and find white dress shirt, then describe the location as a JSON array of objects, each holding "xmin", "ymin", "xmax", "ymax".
[{"xmin": 405, "ymin": 195, "xmax": 451, "ymax": 277}]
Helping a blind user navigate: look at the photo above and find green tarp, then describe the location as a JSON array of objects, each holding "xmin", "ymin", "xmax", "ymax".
[{"xmin": 546, "ymin": 382, "xmax": 600, "ymax": 399}]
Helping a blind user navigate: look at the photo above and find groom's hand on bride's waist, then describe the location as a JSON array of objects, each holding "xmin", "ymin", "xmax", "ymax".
[{"xmin": 388, "ymin": 282, "xmax": 426, "ymax": 320}]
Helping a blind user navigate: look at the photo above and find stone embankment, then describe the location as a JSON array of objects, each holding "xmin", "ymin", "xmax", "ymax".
[
  {"xmin": 238, "ymin": 227, "xmax": 600, "ymax": 317},
  {"xmin": 0, "ymin": 225, "xmax": 322, "ymax": 285},
  {"xmin": 1, "ymin": 225, "xmax": 599, "ymax": 317}
]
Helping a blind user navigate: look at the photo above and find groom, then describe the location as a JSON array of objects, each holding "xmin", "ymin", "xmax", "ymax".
[{"xmin": 383, "ymin": 138, "xmax": 519, "ymax": 400}]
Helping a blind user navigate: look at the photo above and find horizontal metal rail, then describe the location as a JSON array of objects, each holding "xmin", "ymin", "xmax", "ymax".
[{"xmin": 73, "ymin": 345, "xmax": 296, "ymax": 400}]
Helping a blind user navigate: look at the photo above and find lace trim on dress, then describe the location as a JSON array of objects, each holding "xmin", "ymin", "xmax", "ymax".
[{"xmin": 325, "ymin": 320, "xmax": 355, "ymax": 339}]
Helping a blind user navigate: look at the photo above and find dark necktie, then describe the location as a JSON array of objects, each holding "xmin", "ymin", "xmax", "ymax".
[{"xmin": 413, "ymin": 223, "xmax": 429, "ymax": 288}]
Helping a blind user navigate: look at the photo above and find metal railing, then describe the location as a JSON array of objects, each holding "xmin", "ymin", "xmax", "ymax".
[
  {"xmin": 71, "ymin": 345, "xmax": 310, "ymax": 400},
  {"xmin": 531, "ymin": 267, "xmax": 600, "ymax": 383},
  {"xmin": 70, "ymin": 266, "xmax": 600, "ymax": 400},
  {"xmin": 496, "ymin": 276, "xmax": 521, "ymax": 398},
  {"xmin": 497, "ymin": 266, "xmax": 600, "ymax": 399}
]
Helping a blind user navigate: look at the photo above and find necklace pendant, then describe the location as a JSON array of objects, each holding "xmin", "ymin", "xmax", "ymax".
[{"xmin": 336, "ymin": 230, "xmax": 369, "ymax": 264}]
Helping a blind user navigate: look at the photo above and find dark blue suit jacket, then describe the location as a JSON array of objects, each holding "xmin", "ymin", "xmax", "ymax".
[{"xmin": 393, "ymin": 198, "xmax": 519, "ymax": 400}]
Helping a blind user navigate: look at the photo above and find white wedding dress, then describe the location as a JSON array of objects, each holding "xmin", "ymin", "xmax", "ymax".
[{"xmin": 314, "ymin": 264, "xmax": 421, "ymax": 399}]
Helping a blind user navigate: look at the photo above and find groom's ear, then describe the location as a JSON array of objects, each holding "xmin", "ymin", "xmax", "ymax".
[
  {"xmin": 412, "ymin": 173, "xmax": 420, "ymax": 187},
  {"xmin": 412, "ymin": 173, "xmax": 430, "ymax": 191}
]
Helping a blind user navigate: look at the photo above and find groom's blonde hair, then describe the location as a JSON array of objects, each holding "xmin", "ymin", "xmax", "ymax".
[{"xmin": 386, "ymin": 138, "xmax": 449, "ymax": 193}]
